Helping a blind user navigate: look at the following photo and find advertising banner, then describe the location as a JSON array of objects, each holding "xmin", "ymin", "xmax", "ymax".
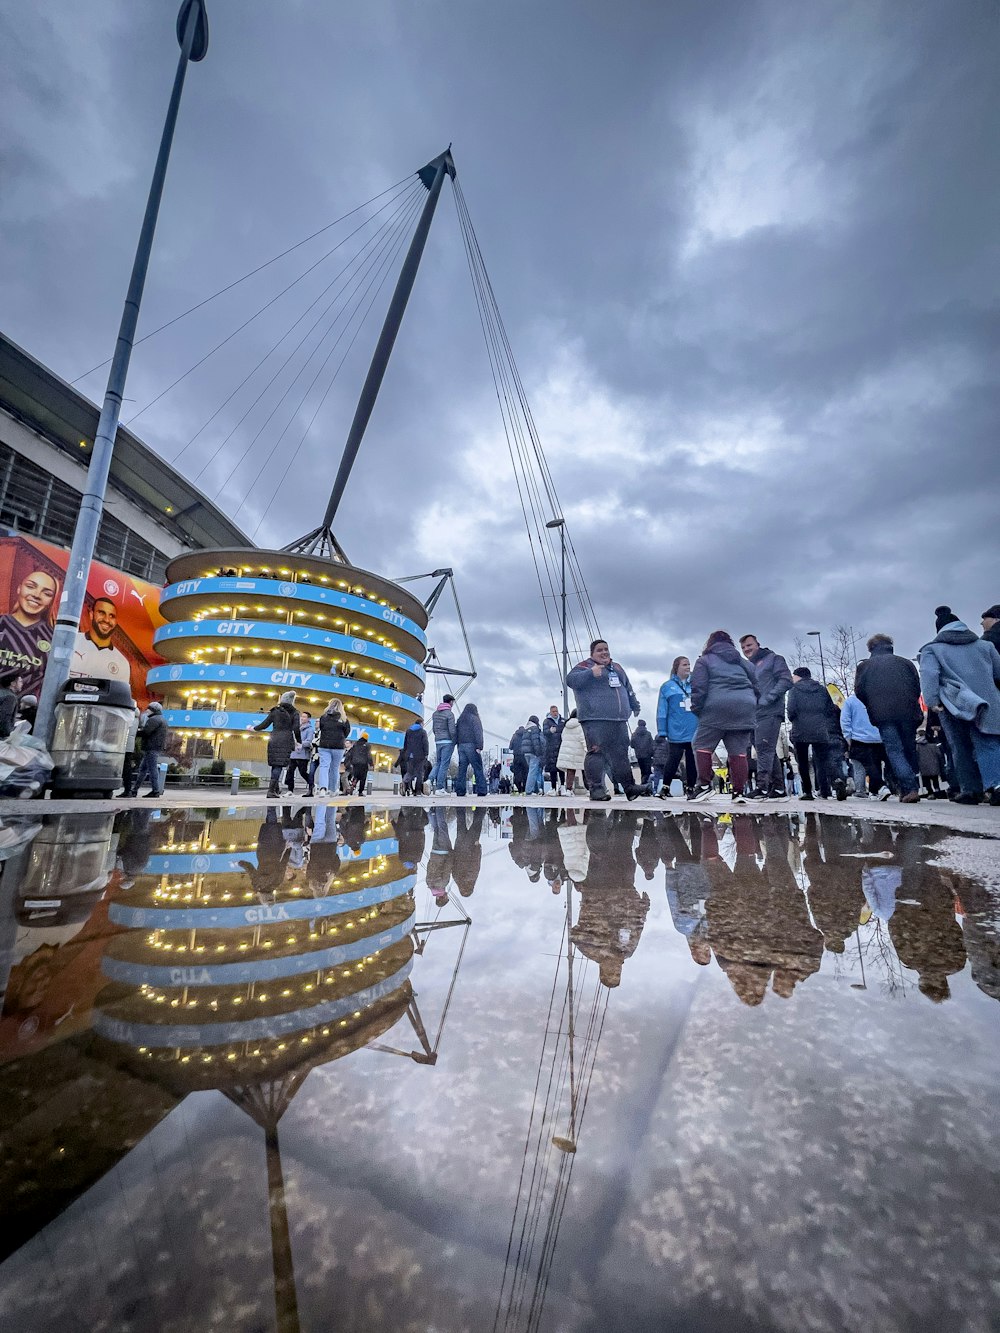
[{"xmin": 0, "ymin": 534, "xmax": 165, "ymax": 706}]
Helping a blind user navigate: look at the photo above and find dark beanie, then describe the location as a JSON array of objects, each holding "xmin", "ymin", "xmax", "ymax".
[
  {"xmin": 934, "ymin": 605, "xmax": 958, "ymax": 632},
  {"xmin": 983, "ymin": 604, "xmax": 1000, "ymax": 620},
  {"xmin": 793, "ymin": 666, "xmax": 811, "ymax": 678},
  {"xmin": 529, "ymin": 714, "xmax": 539, "ymax": 724}
]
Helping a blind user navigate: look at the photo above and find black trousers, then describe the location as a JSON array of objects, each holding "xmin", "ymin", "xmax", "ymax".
[
  {"xmin": 581, "ymin": 719, "xmax": 635, "ymax": 792},
  {"xmin": 850, "ymin": 740, "xmax": 887, "ymax": 794},
  {"xmin": 794, "ymin": 741, "xmax": 833, "ymax": 797},
  {"xmin": 661, "ymin": 742, "xmax": 696, "ymax": 790},
  {"xmin": 636, "ymin": 756, "xmax": 652, "ymax": 782},
  {"xmin": 284, "ymin": 758, "xmax": 312, "ymax": 791}
]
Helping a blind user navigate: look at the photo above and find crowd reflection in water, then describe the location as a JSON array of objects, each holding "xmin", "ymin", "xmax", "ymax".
[{"xmin": 504, "ymin": 807, "xmax": 999, "ymax": 1007}]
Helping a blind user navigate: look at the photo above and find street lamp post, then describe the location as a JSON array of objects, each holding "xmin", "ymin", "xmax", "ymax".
[
  {"xmin": 808, "ymin": 630, "xmax": 826, "ymax": 685},
  {"xmin": 546, "ymin": 517, "xmax": 568, "ymax": 718},
  {"xmin": 34, "ymin": 0, "xmax": 209, "ymax": 744}
]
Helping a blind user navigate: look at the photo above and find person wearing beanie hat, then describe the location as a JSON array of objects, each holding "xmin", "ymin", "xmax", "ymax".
[
  {"xmin": 920, "ymin": 610, "xmax": 1000, "ymax": 805},
  {"xmin": 935, "ymin": 606, "xmax": 960, "ymax": 633},
  {"xmin": 130, "ymin": 699, "xmax": 170, "ymax": 798},
  {"xmin": 981, "ymin": 605, "xmax": 1000, "ymax": 651},
  {"xmin": 522, "ymin": 714, "xmax": 547, "ymax": 794},
  {"xmin": 254, "ymin": 691, "xmax": 301, "ymax": 797}
]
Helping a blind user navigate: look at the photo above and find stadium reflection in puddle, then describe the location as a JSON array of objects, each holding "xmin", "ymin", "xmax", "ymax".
[{"xmin": 0, "ymin": 804, "xmax": 998, "ymax": 1331}]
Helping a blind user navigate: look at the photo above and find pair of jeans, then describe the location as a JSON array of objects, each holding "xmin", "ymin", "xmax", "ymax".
[
  {"xmin": 315, "ymin": 747, "xmax": 344, "ymax": 793},
  {"xmin": 939, "ymin": 711, "xmax": 1000, "ymax": 792},
  {"xmin": 454, "ymin": 743, "xmax": 487, "ymax": 796},
  {"xmin": 131, "ymin": 749, "xmax": 162, "ymax": 795},
  {"xmin": 878, "ymin": 721, "xmax": 919, "ymax": 795},
  {"xmin": 793, "ymin": 741, "xmax": 833, "ymax": 797},
  {"xmin": 525, "ymin": 753, "xmax": 544, "ymax": 794},
  {"xmin": 753, "ymin": 713, "xmax": 786, "ymax": 792},
  {"xmin": 431, "ymin": 741, "xmax": 455, "ymax": 791}
]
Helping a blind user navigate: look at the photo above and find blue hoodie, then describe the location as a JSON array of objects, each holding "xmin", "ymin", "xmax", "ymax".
[
  {"xmin": 656, "ymin": 676, "xmax": 697, "ymax": 743},
  {"xmin": 840, "ymin": 695, "xmax": 881, "ymax": 744}
]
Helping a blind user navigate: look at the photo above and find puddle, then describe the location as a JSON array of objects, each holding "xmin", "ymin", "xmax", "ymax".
[{"xmin": 0, "ymin": 804, "xmax": 998, "ymax": 1331}]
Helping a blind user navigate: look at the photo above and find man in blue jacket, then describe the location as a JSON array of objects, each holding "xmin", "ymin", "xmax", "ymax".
[{"xmin": 566, "ymin": 639, "xmax": 647, "ymax": 800}]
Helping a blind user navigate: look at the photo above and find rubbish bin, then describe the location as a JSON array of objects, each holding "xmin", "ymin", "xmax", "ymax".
[
  {"xmin": 50, "ymin": 677, "xmax": 136, "ymax": 798},
  {"xmin": 17, "ymin": 812, "xmax": 118, "ymax": 924}
]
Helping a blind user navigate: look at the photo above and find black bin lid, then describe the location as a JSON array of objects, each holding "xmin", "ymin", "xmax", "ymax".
[{"xmin": 58, "ymin": 677, "xmax": 135, "ymax": 708}]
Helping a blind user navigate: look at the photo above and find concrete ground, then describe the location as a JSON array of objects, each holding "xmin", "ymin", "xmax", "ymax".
[{"xmin": 5, "ymin": 789, "xmax": 999, "ymax": 838}]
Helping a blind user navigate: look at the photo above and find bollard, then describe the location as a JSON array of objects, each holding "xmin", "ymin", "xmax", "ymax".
[{"xmin": 230, "ymin": 768, "xmax": 241, "ymax": 796}]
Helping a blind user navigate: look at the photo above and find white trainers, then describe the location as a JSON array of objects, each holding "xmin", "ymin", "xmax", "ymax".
[{"xmin": 318, "ymin": 787, "xmax": 329, "ymax": 796}]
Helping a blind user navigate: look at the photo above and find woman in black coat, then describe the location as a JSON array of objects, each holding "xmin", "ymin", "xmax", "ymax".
[{"xmin": 254, "ymin": 690, "xmax": 301, "ymax": 797}]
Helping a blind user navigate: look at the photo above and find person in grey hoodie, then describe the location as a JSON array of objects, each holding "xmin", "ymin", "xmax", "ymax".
[
  {"xmin": 566, "ymin": 638, "xmax": 646, "ymax": 800},
  {"xmin": 429, "ymin": 694, "xmax": 458, "ymax": 793},
  {"xmin": 739, "ymin": 634, "xmax": 792, "ymax": 798},
  {"xmin": 689, "ymin": 630, "xmax": 759, "ymax": 799},
  {"xmin": 919, "ymin": 605, "xmax": 1000, "ymax": 805}
]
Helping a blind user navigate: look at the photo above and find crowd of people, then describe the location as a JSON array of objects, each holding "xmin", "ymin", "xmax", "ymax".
[{"xmin": 450, "ymin": 602, "xmax": 1000, "ymax": 808}]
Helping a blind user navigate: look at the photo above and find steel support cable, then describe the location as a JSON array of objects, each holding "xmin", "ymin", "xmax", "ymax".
[
  {"xmin": 514, "ymin": 958, "xmax": 592, "ymax": 1328},
  {"xmin": 193, "ymin": 189, "xmax": 421, "ymax": 491},
  {"xmin": 507, "ymin": 952, "xmax": 582, "ymax": 1329},
  {"xmin": 231, "ymin": 187, "xmax": 426, "ymax": 517},
  {"xmin": 453, "ymin": 189, "xmax": 565, "ymax": 668},
  {"xmin": 172, "ymin": 183, "xmax": 424, "ymax": 472},
  {"xmin": 461, "ymin": 227, "xmax": 597, "ymax": 664},
  {"xmin": 456, "ymin": 179, "xmax": 583, "ymax": 605},
  {"xmin": 124, "ymin": 178, "xmax": 424, "ymax": 431},
  {"xmin": 238, "ymin": 189, "xmax": 426, "ymax": 530},
  {"xmin": 526, "ymin": 988, "xmax": 609, "ymax": 1333},
  {"xmin": 452, "ymin": 187, "xmax": 561, "ymax": 670},
  {"xmin": 69, "ymin": 174, "xmax": 416, "ymax": 383},
  {"xmin": 493, "ymin": 914, "xmax": 570, "ymax": 1333},
  {"xmin": 454, "ymin": 180, "xmax": 601, "ymax": 648},
  {"xmin": 453, "ymin": 185, "xmax": 594, "ymax": 666},
  {"xmin": 510, "ymin": 985, "xmax": 572, "ymax": 1329},
  {"xmin": 241, "ymin": 186, "xmax": 428, "ymax": 527}
]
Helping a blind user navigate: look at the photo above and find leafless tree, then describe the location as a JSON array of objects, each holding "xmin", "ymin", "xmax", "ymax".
[{"xmin": 789, "ymin": 624, "xmax": 867, "ymax": 695}]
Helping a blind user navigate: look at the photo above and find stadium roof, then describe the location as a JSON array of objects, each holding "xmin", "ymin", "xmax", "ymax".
[{"xmin": 0, "ymin": 332, "xmax": 252, "ymax": 552}]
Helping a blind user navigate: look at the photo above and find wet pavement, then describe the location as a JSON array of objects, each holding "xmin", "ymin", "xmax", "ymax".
[{"xmin": 0, "ymin": 803, "xmax": 998, "ymax": 1332}]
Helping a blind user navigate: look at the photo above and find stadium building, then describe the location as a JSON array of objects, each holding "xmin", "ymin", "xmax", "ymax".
[{"xmin": 0, "ymin": 332, "xmax": 250, "ymax": 576}]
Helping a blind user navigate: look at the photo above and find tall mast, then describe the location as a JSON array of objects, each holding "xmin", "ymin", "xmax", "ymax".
[{"xmin": 287, "ymin": 147, "xmax": 455, "ymax": 557}]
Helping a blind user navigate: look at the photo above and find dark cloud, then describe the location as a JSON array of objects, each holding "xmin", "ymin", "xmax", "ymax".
[{"xmin": 1, "ymin": 0, "xmax": 998, "ymax": 739}]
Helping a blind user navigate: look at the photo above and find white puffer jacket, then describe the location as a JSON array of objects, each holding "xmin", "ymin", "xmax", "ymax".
[{"xmin": 557, "ymin": 716, "xmax": 587, "ymax": 770}]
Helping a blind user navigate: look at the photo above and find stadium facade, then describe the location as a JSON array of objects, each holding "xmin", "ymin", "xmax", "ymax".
[{"xmin": 0, "ymin": 332, "xmax": 426, "ymax": 774}]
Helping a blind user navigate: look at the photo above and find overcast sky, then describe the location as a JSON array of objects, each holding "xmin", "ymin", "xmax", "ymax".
[{"xmin": 2, "ymin": 0, "xmax": 998, "ymax": 742}]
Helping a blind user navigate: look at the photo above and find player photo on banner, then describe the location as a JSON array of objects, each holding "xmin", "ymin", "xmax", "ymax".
[{"xmin": 0, "ymin": 535, "xmax": 166, "ymax": 704}]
